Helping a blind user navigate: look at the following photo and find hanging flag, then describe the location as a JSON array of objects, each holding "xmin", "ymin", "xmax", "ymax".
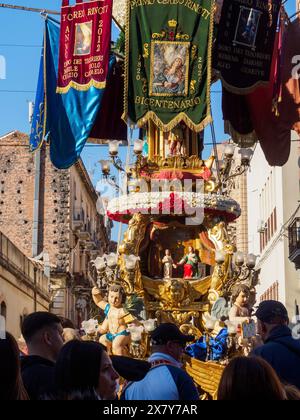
[
  {"xmin": 57, "ymin": 0, "xmax": 113, "ymax": 94},
  {"xmin": 214, "ymin": 0, "xmax": 282, "ymax": 93},
  {"xmin": 29, "ymin": 33, "xmax": 46, "ymax": 151},
  {"xmin": 30, "ymin": 19, "xmax": 115, "ymax": 169},
  {"xmin": 89, "ymin": 61, "xmax": 127, "ymax": 142},
  {"xmin": 123, "ymin": 0, "xmax": 214, "ymax": 132},
  {"xmin": 247, "ymin": 19, "xmax": 300, "ymax": 166},
  {"xmin": 222, "ymin": 86, "xmax": 257, "ymax": 148}
]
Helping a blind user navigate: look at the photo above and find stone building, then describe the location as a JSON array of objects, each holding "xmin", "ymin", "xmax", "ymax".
[
  {"xmin": 213, "ymin": 143, "xmax": 249, "ymax": 255},
  {"xmin": 0, "ymin": 231, "xmax": 50, "ymax": 338},
  {"xmin": 0, "ymin": 131, "xmax": 110, "ymax": 326},
  {"xmin": 247, "ymin": 133, "xmax": 300, "ymax": 318}
]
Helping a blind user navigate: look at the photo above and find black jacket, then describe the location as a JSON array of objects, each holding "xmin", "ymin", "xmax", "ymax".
[
  {"xmin": 253, "ymin": 325, "xmax": 300, "ymax": 389},
  {"xmin": 21, "ymin": 356, "xmax": 56, "ymax": 400}
]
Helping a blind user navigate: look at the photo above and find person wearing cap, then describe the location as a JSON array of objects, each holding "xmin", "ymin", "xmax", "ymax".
[
  {"xmin": 121, "ymin": 323, "xmax": 199, "ymax": 401},
  {"xmin": 252, "ymin": 300, "xmax": 300, "ymax": 389}
]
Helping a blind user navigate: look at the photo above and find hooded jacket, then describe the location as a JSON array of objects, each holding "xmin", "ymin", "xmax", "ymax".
[
  {"xmin": 21, "ymin": 356, "xmax": 56, "ymax": 400},
  {"xmin": 253, "ymin": 325, "xmax": 300, "ymax": 389}
]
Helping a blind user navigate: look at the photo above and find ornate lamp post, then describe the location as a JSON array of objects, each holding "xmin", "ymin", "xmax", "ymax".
[{"xmin": 218, "ymin": 143, "xmax": 254, "ymax": 192}]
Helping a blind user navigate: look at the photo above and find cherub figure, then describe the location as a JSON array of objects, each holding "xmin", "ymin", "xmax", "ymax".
[
  {"xmin": 92, "ymin": 284, "xmax": 132, "ymax": 356},
  {"xmin": 229, "ymin": 284, "xmax": 251, "ymax": 325}
]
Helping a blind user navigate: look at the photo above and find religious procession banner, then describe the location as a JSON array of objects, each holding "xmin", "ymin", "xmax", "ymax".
[
  {"xmin": 123, "ymin": 0, "xmax": 215, "ymax": 132},
  {"xmin": 214, "ymin": 0, "xmax": 282, "ymax": 94},
  {"xmin": 57, "ymin": 0, "xmax": 113, "ymax": 94},
  {"xmin": 30, "ymin": 19, "xmax": 114, "ymax": 169}
]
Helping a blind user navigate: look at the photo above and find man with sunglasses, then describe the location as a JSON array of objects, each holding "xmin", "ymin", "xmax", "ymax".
[{"xmin": 122, "ymin": 323, "xmax": 199, "ymax": 401}]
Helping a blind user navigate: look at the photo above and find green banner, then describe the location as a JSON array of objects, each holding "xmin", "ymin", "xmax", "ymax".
[{"xmin": 123, "ymin": 0, "xmax": 214, "ymax": 132}]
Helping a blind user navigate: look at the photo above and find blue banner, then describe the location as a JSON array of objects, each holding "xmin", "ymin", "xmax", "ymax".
[
  {"xmin": 30, "ymin": 19, "xmax": 112, "ymax": 169},
  {"xmin": 29, "ymin": 32, "xmax": 45, "ymax": 151}
]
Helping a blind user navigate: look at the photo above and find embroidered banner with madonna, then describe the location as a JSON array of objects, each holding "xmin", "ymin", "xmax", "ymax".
[
  {"xmin": 123, "ymin": 0, "xmax": 214, "ymax": 132},
  {"xmin": 57, "ymin": 0, "xmax": 113, "ymax": 94}
]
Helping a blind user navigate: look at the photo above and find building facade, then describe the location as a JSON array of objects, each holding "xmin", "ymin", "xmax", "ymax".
[
  {"xmin": 0, "ymin": 231, "xmax": 50, "ymax": 338},
  {"xmin": 0, "ymin": 131, "xmax": 110, "ymax": 327},
  {"xmin": 213, "ymin": 143, "xmax": 249, "ymax": 255},
  {"xmin": 247, "ymin": 132, "xmax": 300, "ymax": 318}
]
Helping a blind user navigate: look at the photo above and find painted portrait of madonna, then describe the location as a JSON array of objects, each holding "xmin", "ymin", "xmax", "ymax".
[{"xmin": 150, "ymin": 41, "xmax": 189, "ymax": 97}]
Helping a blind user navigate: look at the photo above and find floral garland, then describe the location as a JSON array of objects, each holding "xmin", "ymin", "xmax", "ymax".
[{"xmin": 107, "ymin": 192, "xmax": 241, "ymax": 222}]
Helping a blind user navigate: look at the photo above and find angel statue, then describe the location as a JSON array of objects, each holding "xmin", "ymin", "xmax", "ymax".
[
  {"xmin": 162, "ymin": 249, "xmax": 177, "ymax": 279},
  {"xmin": 92, "ymin": 284, "xmax": 138, "ymax": 356},
  {"xmin": 177, "ymin": 246, "xmax": 199, "ymax": 279},
  {"xmin": 229, "ymin": 284, "xmax": 251, "ymax": 325}
]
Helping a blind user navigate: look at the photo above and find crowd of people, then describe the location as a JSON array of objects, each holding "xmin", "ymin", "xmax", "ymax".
[{"xmin": 1, "ymin": 300, "xmax": 300, "ymax": 401}]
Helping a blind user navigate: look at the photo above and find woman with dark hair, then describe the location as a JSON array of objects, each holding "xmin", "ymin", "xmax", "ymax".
[
  {"xmin": 0, "ymin": 332, "xmax": 29, "ymax": 400},
  {"xmin": 218, "ymin": 356, "xmax": 286, "ymax": 400},
  {"xmin": 55, "ymin": 340, "xmax": 119, "ymax": 400}
]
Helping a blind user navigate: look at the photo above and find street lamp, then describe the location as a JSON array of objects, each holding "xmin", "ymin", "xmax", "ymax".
[
  {"xmin": 99, "ymin": 160, "xmax": 111, "ymax": 176},
  {"xmin": 239, "ymin": 148, "xmax": 254, "ymax": 167},
  {"xmin": 224, "ymin": 144, "xmax": 235, "ymax": 159},
  {"xmin": 133, "ymin": 139, "xmax": 144, "ymax": 155},
  {"xmin": 234, "ymin": 251, "xmax": 245, "ymax": 267},
  {"xmin": 109, "ymin": 141, "xmax": 120, "ymax": 157}
]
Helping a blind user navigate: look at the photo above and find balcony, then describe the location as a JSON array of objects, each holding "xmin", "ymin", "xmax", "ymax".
[
  {"xmin": 71, "ymin": 207, "xmax": 84, "ymax": 232},
  {"xmin": 288, "ymin": 218, "xmax": 300, "ymax": 270}
]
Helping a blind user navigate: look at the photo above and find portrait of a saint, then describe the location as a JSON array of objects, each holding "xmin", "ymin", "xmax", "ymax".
[
  {"xmin": 74, "ymin": 22, "xmax": 92, "ymax": 56},
  {"xmin": 150, "ymin": 41, "xmax": 189, "ymax": 96}
]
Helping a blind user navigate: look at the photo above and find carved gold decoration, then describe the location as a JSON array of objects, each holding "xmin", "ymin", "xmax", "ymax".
[
  {"xmin": 147, "ymin": 155, "xmax": 207, "ymax": 171},
  {"xmin": 185, "ymin": 357, "xmax": 225, "ymax": 400},
  {"xmin": 119, "ymin": 213, "xmax": 150, "ymax": 295}
]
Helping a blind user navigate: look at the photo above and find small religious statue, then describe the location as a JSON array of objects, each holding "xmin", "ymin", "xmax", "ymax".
[
  {"xmin": 162, "ymin": 249, "xmax": 177, "ymax": 279},
  {"xmin": 92, "ymin": 284, "xmax": 133, "ymax": 356},
  {"xmin": 177, "ymin": 246, "xmax": 199, "ymax": 279},
  {"xmin": 229, "ymin": 285, "xmax": 251, "ymax": 325},
  {"xmin": 166, "ymin": 126, "xmax": 187, "ymax": 157}
]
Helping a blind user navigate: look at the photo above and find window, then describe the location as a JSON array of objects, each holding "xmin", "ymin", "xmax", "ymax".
[
  {"xmin": 0, "ymin": 301, "xmax": 7, "ymax": 319},
  {"xmin": 260, "ymin": 281, "xmax": 279, "ymax": 302}
]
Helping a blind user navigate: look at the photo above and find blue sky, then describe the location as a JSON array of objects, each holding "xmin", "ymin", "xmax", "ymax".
[
  {"xmin": 0, "ymin": 0, "xmax": 296, "ymax": 240},
  {"xmin": 0, "ymin": 0, "xmax": 296, "ymax": 147}
]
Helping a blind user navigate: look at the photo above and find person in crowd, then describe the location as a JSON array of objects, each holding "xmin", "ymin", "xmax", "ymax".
[
  {"xmin": 0, "ymin": 332, "xmax": 29, "ymax": 400},
  {"xmin": 55, "ymin": 340, "xmax": 119, "ymax": 400},
  {"xmin": 21, "ymin": 312, "xmax": 64, "ymax": 400},
  {"xmin": 252, "ymin": 300, "xmax": 300, "ymax": 389},
  {"xmin": 284, "ymin": 385, "xmax": 300, "ymax": 400},
  {"xmin": 63, "ymin": 328, "xmax": 81, "ymax": 343},
  {"xmin": 110, "ymin": 355, "xmax": 151, "ymax": 382},
  {"xmin": 58, "ymin": 317, "xmax": 81, "ymax": 343},
  {"xmin": 217, "ymin": 356, "xmax": 286, "ymax": 400},
  {"xmin": 121, "ymin": 323, "xmax": 199, "ymax": 400}
]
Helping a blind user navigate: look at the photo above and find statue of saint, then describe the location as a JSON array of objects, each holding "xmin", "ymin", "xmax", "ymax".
[
  {"xmin": 177, "ymin": 246, "xmax": 199, "ymax": 279},
  {"xmin": 92, "ymin": 284, "xmax": 132, "ymax": 356},
  {"xmin": 162, "ymin": 249, "xmax": 177, "ymax": 279}
]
